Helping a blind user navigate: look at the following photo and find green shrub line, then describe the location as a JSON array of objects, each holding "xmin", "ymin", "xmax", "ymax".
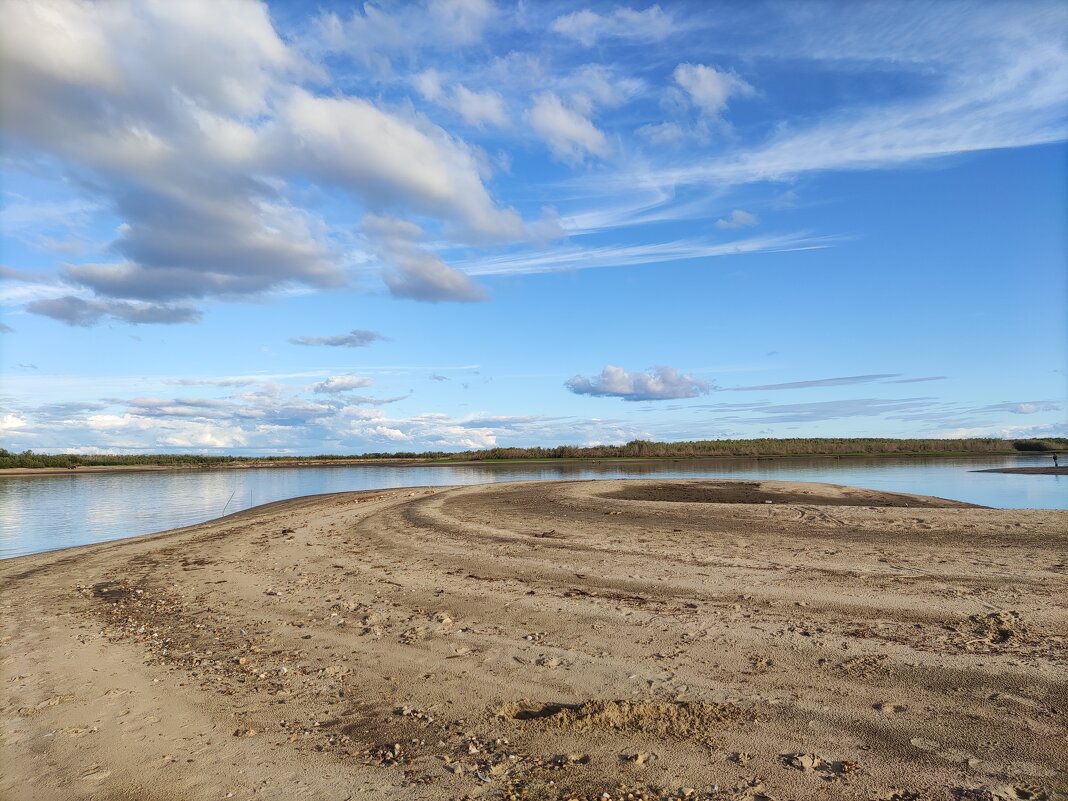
[{"xmin": 0, "ymin": 438, "xmax": 1063, "ymax": 470}]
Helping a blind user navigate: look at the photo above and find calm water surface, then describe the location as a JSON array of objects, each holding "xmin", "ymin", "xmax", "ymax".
[{"xmin": 1, "ymin": 455, "xmax": 1063, "ymax": 559}]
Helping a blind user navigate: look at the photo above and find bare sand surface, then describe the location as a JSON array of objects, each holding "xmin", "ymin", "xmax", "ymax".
[{"xmin": 2, "ymin": 479, "xmax": 1066, "ymax": 801}]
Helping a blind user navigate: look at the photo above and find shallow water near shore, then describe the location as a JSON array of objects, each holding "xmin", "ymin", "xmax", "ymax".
[{"xmin": 2, "ymin": 454, "xmax": 1063, "ymax": 558}]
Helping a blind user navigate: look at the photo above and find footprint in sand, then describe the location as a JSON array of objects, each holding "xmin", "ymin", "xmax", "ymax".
[
  {"xmin": 780, "ymin": 752, "xmax": 861, "ymax": 780},
  {"xmin": 534, "ymin": 654, "xmax": 569, "ymax": 668},
  {"xmin": 79, "ymin": 765, "xmax": 111, "ymax": 782},
  {"xmin": 60, "ymin": 725, "xmax": 97, "ymax": 737},
  {"xmin": 18, "ymin": 694, "xmax": 76, "ymax": 716},
  {"xmin": 1002, "ymin": 785, "xmax": 1051, "ymax": 800},
  {"xmin": 959, "ymin": 611, "xmax": 1026, "ymax": 651},
  {"xmin": 909, "ymin": 738, "xmax": 977, "ymax": 766},
  {"xmin": 953, "ymin": 786, "xmax": 1052, "ymax": 801},
  {"xmin": 988, "ymin": 692, "xmax": 1042, "ymax": 710},
  {"xmin": 909, "ymin": 737, "xmax": 940, "ymax": 752}
]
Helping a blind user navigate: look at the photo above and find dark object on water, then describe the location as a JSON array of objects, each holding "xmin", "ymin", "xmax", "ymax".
[{"xmin": 974, "ymin": 466, "xmax": 1068, "ymax": 475}]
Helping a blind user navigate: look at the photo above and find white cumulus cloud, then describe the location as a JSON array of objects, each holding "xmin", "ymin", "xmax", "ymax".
[
  {"xmin": 551, "ymin": 5, "xmax": 673, "ymax": 46},
  {"xmin": 715, "ymin": 209, "xmax": 758, "ymax": 229},
  {"xmin": 566, "ymin": 365, "xmax": 711, "ymax": 401},
  {"xmin": 673, "ymin": 63, "xmax": 754, "ymax": 117},
  {"xmin": 527, "ymin": 92, "xmax": 610, "ymax": 162},
  {"xmin": 0, "ymin": 0, "xmax": 526, "ymax": 324},
  {"xmin": 313, "ymin": 375, "xmax": 374, "ymax": 394},
  {"xmin": 364, "ymin": 214, "xmax": 486, "ymax": 303},
  {"xmin": 451, "ymin": 85, "xmax": 510, "ymax": 128}
]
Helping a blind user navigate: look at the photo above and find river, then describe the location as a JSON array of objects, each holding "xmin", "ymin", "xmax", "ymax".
[{"xmin": 2, "ymin": 455, "xmax": 1063, "ymax": 559}]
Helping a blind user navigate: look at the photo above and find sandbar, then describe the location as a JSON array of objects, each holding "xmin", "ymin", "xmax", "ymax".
[
  {"xmin": 2, "ymin": 479, "xmax": 1066, "ymax": 800},
  {"xmin": 974, "ymin": 466, "xmax": 1067, "ymax": 475}
]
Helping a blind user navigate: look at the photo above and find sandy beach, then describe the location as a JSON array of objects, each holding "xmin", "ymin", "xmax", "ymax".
[{"xmin": 2, "ymin": 479, "xmax": 1066, "ymax": 801}]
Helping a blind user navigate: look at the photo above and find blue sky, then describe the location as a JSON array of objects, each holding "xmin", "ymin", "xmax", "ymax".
[{"xmin": 1, "ymin": 0, "xmax": 1065, "ymax": 453}]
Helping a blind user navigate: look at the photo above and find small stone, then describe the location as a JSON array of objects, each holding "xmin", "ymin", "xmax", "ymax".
[{"xmin": 626, "ymin": 751, "xmax": 657, "ymax": 765}]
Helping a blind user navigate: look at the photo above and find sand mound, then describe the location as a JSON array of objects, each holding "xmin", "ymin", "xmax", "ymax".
[
  {"xmin": 600, "ymin": 479, "xmax": 976, "ymax": 507},
  {"xmin": 499, "ymin": 699, "xmax": 746, "ymax": 739}
]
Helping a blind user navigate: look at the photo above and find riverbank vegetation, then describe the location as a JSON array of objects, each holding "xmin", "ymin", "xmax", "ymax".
[{"xmin": 1, "ymin": 438, "xmax": 1064, "ymax": 470}]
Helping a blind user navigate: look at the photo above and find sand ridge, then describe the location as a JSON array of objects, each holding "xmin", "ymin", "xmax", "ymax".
[{"xmin": 1, "ymin": 479, "xmax": 1066, "ymax": 800}]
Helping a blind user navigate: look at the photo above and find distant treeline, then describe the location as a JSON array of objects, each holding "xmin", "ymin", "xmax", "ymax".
[
  {"xmin": 468, "ymin": 437, "xmax": 1067, "ymax": 460},
  {"xmin": 1, "ymin": 438, "xmax": 1064, "ymax": 469},
  {"xmin": 0, "ymin": 449, "xmax": 451, "ymax": 469}
]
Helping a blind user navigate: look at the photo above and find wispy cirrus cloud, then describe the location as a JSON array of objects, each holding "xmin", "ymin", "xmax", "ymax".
[
  {"xmin": 697, "ymin": 397, "xmax": 940, "ymax": 424},
  {"xmin": 289, "ymin": 329, "xmax": 387, "ymax": 348},
  {"xmin": 167, "ymin": 377, "xmax": 259, "ymax": 388},
  {"xmin": 0, "ymin": 193, "xmax": 105, "ymax": 252},
  {"xmin": 460, "ymin": 232, "xmax": 840, "ymax": 278},
  {"xmin": 585, "ymin": 2, "xmax": 1068, "ymax": 208},
  {"xmin": 345, "ymin": 394, "xmax": 410, "ymax": 406},
  {"xmin": 938, "ymin": 422, "xmax": 1068, "ymax": 440},
  {"xmin": 979, "ymin": 400, "xmax": 1062, "ymax": 415},
  {"xmin": 885, "ymin": 376, "xmax": 948, "ymax": 384},
  {"xmin": 727, "ymin": 374, "xmax": 900, "ymax": 391}
]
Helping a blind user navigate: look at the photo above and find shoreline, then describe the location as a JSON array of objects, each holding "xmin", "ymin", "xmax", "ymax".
[
  {"xmin": 2, "ymin": 479, "xmax": 1065, "ymax": 800},
  {"xmin": 974, "ymin": 466, "xmax": 1067, "ymax": 475},
  {"xmin": 0, "ymin": 449, "xmax": 1037, "ymax": 478}
]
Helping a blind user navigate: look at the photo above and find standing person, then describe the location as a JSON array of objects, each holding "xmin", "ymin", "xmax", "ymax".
[{"xmin": 1055, "ymin": 453, "xmax": 1060, "ymax": 468}]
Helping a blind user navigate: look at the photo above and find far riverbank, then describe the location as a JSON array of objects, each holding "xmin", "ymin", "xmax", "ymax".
[
  {"xmin": 0, "ymin": 449, "xmax": 1051, "ymax": 479},
  {"xmin": 5, "ymin": 438, "xmax": 1063, "ymax": 477}
]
